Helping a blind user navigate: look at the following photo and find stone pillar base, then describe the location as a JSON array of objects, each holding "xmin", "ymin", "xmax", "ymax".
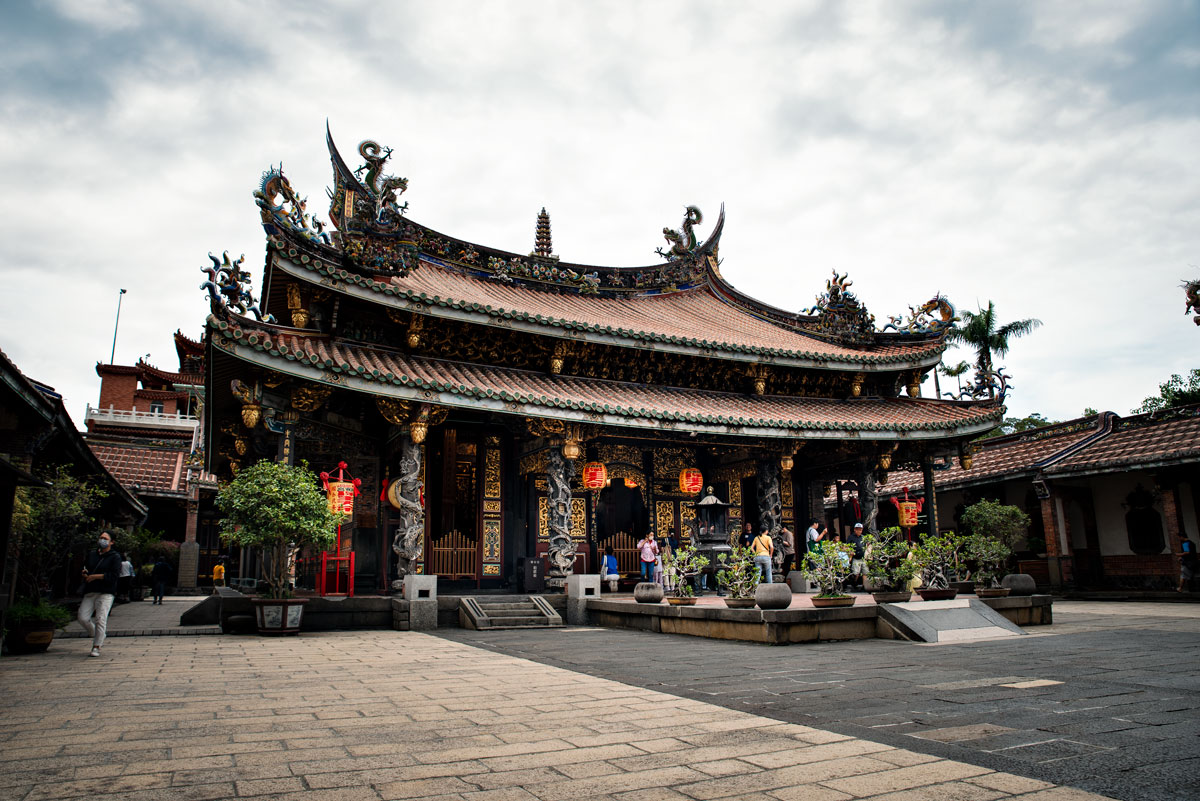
[{"xmin": 409, "ymin": 598, "xmax": 438, "ymax": 630}]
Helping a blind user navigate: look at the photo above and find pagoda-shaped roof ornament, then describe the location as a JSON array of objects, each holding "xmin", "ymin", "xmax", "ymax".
[
  {"xmin": 531, "ymin": 207, "xmax": 557, "ymax": 261},
  {"xmin": 804, "ymin": 270, "xmax": 876, "ymax": 347}
]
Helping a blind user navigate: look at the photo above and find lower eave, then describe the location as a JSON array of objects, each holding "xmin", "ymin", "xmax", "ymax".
[
  {"xmin": 210, "ymin": 318, "xmax": 1001, "ymax": 442},
  {"xmin": 271, "ymin": 253, "xmax": 945, "ymax": 374}
]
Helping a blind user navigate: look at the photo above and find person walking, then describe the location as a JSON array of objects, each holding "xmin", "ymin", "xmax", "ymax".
[
  {"xmin": 117, "ymin": 555, "xmax": 134, "ymax": 603},
  {"xmin": 150, "ymin": 555, "xmax": 172, "ymax": 604},
  {"xmin": 848, "ymin": 522, "xmax": 867, "ymax": 589},
  {"xmin": 752, "ymin": 526, "xmax": 775, "ymax": 584},
  {"xmin": 213, "ymin": 559, "xmax": 226, "ymax": 588},
  {"xmin": 637, "ymin": 533, "xmax": 659, "ymax": 582},
  {"xmin": 1179, "ymin": 534, "xmax": 1197, "ymax": 592},
  {"xmin": 79, "ymin": 531, "xmax": 122, "ymax": 657},
  {"xmin": 779, "ymin": 525, "xmax": 796, "ymax": 578}
]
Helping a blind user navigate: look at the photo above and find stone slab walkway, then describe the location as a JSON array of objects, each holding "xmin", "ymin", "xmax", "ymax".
[
  {"xmin": 0, "ymin": 631, "xmax": 1119, "ymax": 801},
  {"xmin": 59, "ymin": 596, "xmax": 220, "ymax": 638}
]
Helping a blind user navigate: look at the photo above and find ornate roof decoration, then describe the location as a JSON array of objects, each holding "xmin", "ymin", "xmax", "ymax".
[
  {"xmin": 254, "ymin": 166, "xmax": 331, "ymax": 246},
  {"xmin": 882, "ymin": 295, "xmax": 960, "ymax": 335},
  {"xmin": 1184, "ymin": 278, "xmax": 1199, "ymax": 326},
  {"xmin": 656, "ymin": 206, "xmax": 703, "ymax": 260},
  {"xmin": 941, "ymin": 368, "xmax": 1012, "ymax": 406},
  {"xmin": 803, "ymin": 271, "xmax": 876, "ymax": 347},
  {"xmin": 200, "ymin": 251, "xmax": 274, "ymax": 323},
  {"xmin": 532, "ymin": 208, "xmax": 555, "ymax": 260}
]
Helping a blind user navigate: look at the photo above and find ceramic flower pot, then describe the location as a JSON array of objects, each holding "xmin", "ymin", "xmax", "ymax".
[
  {"xmin": 633, "ymin": 582, "xmax": 664, "ymax": 604},
  {"xmin": 722, "ymin": 598, "xmax": 757, "ymax": 609},
  {"xmin": 975, "ymin": 586, "xmax": 1012, "ymax": 598},
  {"xmin": 871, "ymin": 591, "xmax": 913, "ymax": 604},
  {"xmin": 811, "ymin": 595, "xmax": 856, "ymax": 608},
  {"xmin": 251, "ymin": 598, "xmax": 308, "ymax": 635},
  {"xmin": 666, "ymin": 596, "xmax": 697, "ymax": 606},
  {"xmin": 916, "ymin": 588, "xmax": 959, "ymax": 601}
]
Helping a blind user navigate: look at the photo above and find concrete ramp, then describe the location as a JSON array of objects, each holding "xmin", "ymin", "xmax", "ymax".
[{"xmin": 876, "ymin": 598, "xmax": 1027, "ymax": 643}]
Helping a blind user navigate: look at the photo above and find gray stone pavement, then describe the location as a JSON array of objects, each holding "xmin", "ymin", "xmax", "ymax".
[
  {"xmin": 1, "ymin": 623, "xmax": 1128, "ymax": 801},
  {"xmin": 59, "ymin": 596, "xmax": 220, "ymax": 638},
  {"xmin": 438, "ymin": 600, "xmax": 1200, "ymax": 801}
]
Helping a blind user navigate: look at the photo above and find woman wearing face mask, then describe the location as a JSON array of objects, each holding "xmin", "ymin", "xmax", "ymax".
[{"xmin": 79, "ymin": 531, "xmax": 122, "ymax": 658}]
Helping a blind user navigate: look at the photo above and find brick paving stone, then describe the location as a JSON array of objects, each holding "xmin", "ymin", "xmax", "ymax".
[{"xmin": 0, "ymin": 629, "xmax": 1132, "ymax": 801}]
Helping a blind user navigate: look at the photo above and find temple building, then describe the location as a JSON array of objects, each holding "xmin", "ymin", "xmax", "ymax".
[
  {"xmin": 85, "ymin": 333, "xmax": 219, "ymax": 589},
  {"xmin": 200, "ymin": 129, "xmax": 1004, "ymax": 592}
]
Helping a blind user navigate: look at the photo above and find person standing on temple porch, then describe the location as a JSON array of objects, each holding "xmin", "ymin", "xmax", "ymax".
[
  {"xmin": 805, "ymin": 518, "xmax": 826, "ymax": 555},
  {"xmin": 739, "ymin": 522, "xmax": 753, "ymax": 549},
  {"xmin": 1179, "ymin": 533, "xmax": 1197, "ymax": 592},
  {"xmin": 637, "ymin": 533, "xmax": 659, "ymax": 582},
  {"xmin": 779, "ymin": 525, "xmax": 796, "ymax": 578},
  {"xmin": 659, "ymin": 528, "xmax": 679, "ymax": 591},
  {"xmin": 847, "ymin": 522, "xmax": 867, "ymax": 589},
  {"xmin": 752, "ymin": 526, "xmax": 775, "ymax": 583}
]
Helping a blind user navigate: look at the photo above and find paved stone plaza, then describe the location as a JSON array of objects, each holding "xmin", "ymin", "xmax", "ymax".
[{"xmin": 0, "ymin": 601, "xmax": 1195, "ymax": 801}]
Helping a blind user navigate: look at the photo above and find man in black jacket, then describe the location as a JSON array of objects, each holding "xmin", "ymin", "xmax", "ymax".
[{"xmin": 79, "ymin": 531, "xmax": 122, "ymax": 657}]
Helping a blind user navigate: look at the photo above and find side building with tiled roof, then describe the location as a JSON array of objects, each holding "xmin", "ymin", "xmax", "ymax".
[
  {"xmin": 84, "ymin": 335, "xmax": 219, "ymax": 590},
  {"xmin": 199, "ymin": 128, "xmax": 1007, "ymax": 592},
  {"xmin": 845, "ymin": 407, "xmax": 1200, "ymax": 591}
]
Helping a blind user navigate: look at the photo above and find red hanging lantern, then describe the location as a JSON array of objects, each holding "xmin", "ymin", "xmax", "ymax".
[
  {"xmin": 582, "ymin": 462, "xmax": 608, "ymax": 490},
  {"xmin": 679, "ymin": 468, "xmax": 703, "ymax": 495}
]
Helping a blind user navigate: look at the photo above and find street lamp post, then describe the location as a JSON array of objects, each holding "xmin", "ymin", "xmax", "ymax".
[{"xmin": 110, "ymin": 288, "xmax": 127, "ymax": 365}]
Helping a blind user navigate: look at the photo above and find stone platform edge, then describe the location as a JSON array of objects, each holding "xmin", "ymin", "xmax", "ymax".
[{"xmin": 585, "ymin": 595, "xmax": 1053, "ymax": 645}]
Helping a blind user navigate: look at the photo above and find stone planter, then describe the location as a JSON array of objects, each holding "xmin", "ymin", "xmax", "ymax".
[
  {"xmin": 755, "ymin": 582, "xmax": 793, "ymax": 610},
  {"xmin": 722, "ymin": 598, "xmax": 757, "ymax": 609},
  {"xmin": 871, "ymin": 591, "xmax": 913, "ymax": 604},
  {"xmin": 251, "ymin": 598, "xmax": 308, "ymax": 635},
  {"xmin": 666, "ymin": 596, "xmax": 697, "ymax": 606},
  {"xmin": 975, "ymin": 586, "xmax": 1012, "ymax": 598},
  {"xmin": 811, "ymin": 595, "xmax": 855, "ymax": 608},
  {"xmin": 1001, "ymin": 573, "xmax": 1036, "ymax": 596},
  {"xmin": 633, "ymin": 582, "xmax": 664, "ymax": 604},
  {"xmin": 916, "ymin": 588, "xmax": 959, "ymax": 601},
  {"xmin": 4, "ymin": 621, "xmax": 57, "ymax": 654},
  {"xmin": 949, "ymin": 580, "xmax": 975, "ymax": 595}
]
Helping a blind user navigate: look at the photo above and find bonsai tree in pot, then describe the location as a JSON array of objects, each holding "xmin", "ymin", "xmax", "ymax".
[
  {"xmin": 962, "ymin": 532, "xmax": 1013, "ymax": 594},
  {"xmin": 909, "ymin": 532, "xmax": 962, "ymax": 599},
  {"xmin": 801, "ymin": 540, "xmax": 856, "ymax": 606},
  {"xmin": 661, "ymin": 545, "xmax": 709, "ymax": 604},
  {"xmin": 716, "ymin": 546, "xmax": 759, "ymax": 608},
  {"xmin": 216, "ymin": 460, "xmax": 341, "ymax": 633},
  {"xmin": 861, "ymin": 527, "xmax": 918, "ymax": 602},
  {"xmin": 960, "ymin": 499, "xmax": 1029, "ymax": 586}
]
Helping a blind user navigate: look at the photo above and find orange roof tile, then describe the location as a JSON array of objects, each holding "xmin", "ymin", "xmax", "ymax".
[{"xmin": 89, "ymin": 444, "xmax": 186, "ymax": 495}]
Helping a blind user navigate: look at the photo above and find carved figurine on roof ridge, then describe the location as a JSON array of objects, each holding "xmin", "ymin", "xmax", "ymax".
[
  {"xmin": 656, "ymin": 206, "xmax": 703, "ymax": 260},
  {"xmin": 255, "ymin": 166, "xmax": 331, "ymax": 245},
  {"xmin": 803, "ymin": 270, "xmax": 876, "ymax": 347},
  {"xmin": 200, "ymin": 251, "xmax": 274, "ymax": 323},
  {"xmin": 354, "ymin": 139, "xmax": 409, "ymax": 225},
  {"xmin": 882, "ymin": 295, "xmax": 960, "ymax": 335}
]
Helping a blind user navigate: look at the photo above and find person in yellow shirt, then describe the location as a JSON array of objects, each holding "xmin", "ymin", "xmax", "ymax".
[
  {"xmin": 752, "ymin": 527, "xmax": 775, "ymax": 584},
  {"xmin": 213, "ymin": 561, "xmax": 226, "ymax": 587}
]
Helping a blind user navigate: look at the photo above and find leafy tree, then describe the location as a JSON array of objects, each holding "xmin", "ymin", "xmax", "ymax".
[
  {"xmin": 978, "ymin": 412, "xmax": 1058, "ymax": 440},
  {"xmin": 946, "ymin": 302, "xmax": 1042, "ymax": 397},
  {"xmin": 216, "ymin": 460, "xmax": 340, "ymax": 599},
  {"xmin": 1082, "ymin": 407, "xmax": 1099, "ymax": 417},
  {"xmin": 1134, "ymin": 369, "xmax": 1200, "ymax": 413},
  {"xmin": 12, "ymin": 466, "xmax": 108, "ymax": 599},
  {"xmin": 939, "ymin": 360, "xmax": 971, "ymax": 396},
  {"xmin": 959, "ymin": 499, "xmax": 1030, "ymax": 550}
]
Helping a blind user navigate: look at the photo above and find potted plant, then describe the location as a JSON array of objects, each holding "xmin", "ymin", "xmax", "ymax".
[
  {"xmin": 910, "ymin": 532, "xmax": 961, "ymax": 600},
  {"xmin": 716, "ymin": 546, "xmax": 759, "ymax": 608},
  {"xmin": 960, "ymin": 499, "xmax": 1030, "ymax": 589},
  {"xmin": 962, "ymin": 532, "xmax": 1013, "ymax": 597},
  {"xmin": 862, "ymin": 527, "xmax": 918, "ymax": 603},
  {"xmin": 5, "ymin": 598, "xmax": 72, "ymax": 655},
  {"xmin": 801, "ymin": 540, "xmax": 856, "ymax": 607},
  {"xmin": 661, "ymin": 545, "xmax": 709, "ymax": 605},
  {"xmin": 216, "ymin": 460, "xmax": 341, "ymax": 634}
]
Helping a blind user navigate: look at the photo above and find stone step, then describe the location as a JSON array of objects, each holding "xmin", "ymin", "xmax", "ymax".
[{"xmin": 458, "ymin": 595, "xmax": 562, "ymax": 630}]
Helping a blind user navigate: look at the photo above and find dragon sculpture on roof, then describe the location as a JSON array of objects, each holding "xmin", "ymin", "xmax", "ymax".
[
  {"xmin": 656, "ymin": 206, "xmax": 703, "ymax": 260},
  {"xmin": 882, "ymin": 295, "xmax": 960, "ymax": 335},
  {"xmin": 1185, "ymin": 278, "xmax": 1200, "ymax": 326}
]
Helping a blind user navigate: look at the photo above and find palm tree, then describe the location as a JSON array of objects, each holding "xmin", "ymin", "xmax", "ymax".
[
  {"xmin": 946, "ymin": 302, "xmax": 1042, "ymax": 398},
  {"xmin": 939, "ymin": 360, "xmax": 971, "ymax": 396}
]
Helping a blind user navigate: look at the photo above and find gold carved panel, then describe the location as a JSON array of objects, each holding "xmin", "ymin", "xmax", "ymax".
[
  {"xmin": 571, "ymin": 498, "xmax": 587, "ymax": 543},
  {"xmin": 653, "ymin": 447, "xmax": 695, "ymax": 479},
  {"xmin": 483, "ymin": 500, "xmax": 501, "ymax": 513},
  {"xmin": 729, "ymin": 481, "xmax": 742, "ymax": 506},
  {"xmin": 484, "ymin": 449, "xmax": 501, "ymax": 499},
  {"xmin": 656, "ymin": 501, "xmax": 675, "ymax": 535},
  {"xmin": 537, "ymin": 497, "xmax": 549, "ymax": 543},
  {"xmin": 597, "ymin": 444, "xmax": 642, "ymax": 466},
  {"xmin": 482, "ymin": 519, "xmax": 501, "ymax": 562}
]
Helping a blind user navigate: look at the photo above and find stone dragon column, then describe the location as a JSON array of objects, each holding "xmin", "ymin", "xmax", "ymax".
[
  {"xmin": 858, "ymin": 462, "xmax": 879, "ymax": 536},
  {"xmin": 545, "ymin": 446, "xmax": 576, "ymax": 588}
]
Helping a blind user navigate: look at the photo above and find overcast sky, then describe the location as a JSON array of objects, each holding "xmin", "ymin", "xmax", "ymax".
[{"xmin": 1, "ymin": 0, "xmax": 1197, "ymax": 430}]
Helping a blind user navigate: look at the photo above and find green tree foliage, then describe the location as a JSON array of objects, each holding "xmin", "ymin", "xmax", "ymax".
[
  {"xmin": 946, "ymin": 301, "xmax": 1042, "ymax": 397},
  {"xmin": 215, "ymin": 460, "xmax": 340, "ymax": 599},
  {"xmin": 1134, "ymin": 369, "xmax": 1200, "ymax": 413},
  {"xmin": 801, "ymin": 540, "xmax": 856, "ymax": 597},
  {"xmin": 959, "ymin": 499, "xmax": 1030, "ymax": 550},
  {"xmin": 12, "ymin": 466, "xmax": 108, "ymax": 599},
  {"xmin": 862, "ymin": 527, "xmax": 918, "ymax": 592},
  {"xmin": 978, "ymin": 412, "xmax": 1058, "ymax": 440}
]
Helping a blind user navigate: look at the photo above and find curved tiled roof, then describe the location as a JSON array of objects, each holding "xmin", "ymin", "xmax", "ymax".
[
  {"xmin": 89, "ymin": 444, "xmax": 186, "ymax": 495},
  {"xmin": 270, "ymin": 243, "xmax": 946, "ymax": 370},
  {"xmin": 1047, "ymin": 407, "xmax": 1200, "ymax": 475},
  {"xmin": 209, "ymin": 314, "xmax": 1001, "ymax": 439}
]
